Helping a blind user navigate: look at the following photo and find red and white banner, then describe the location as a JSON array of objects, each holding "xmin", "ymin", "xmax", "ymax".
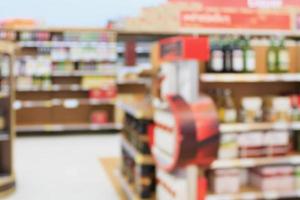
[
  {"xmin": 180, "ymin": 10, "xmax": 291, "ymax": 30},
  {"xmin": 170, "ymin": 0, "xmax": 300, "ymax": 9}
]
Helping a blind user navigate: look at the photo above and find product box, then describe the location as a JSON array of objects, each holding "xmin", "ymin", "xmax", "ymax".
[
  {"xmin": 250, "ymin": 166, "xmax": 295, "ymax": 192},
  {"xmin": 90, "ymin": 111, "xmax": 108, "ymax": 124},
  {"xmin": 264, "ymin": 131, "xmax": 290, "ymax": 156},
  {"xmin": 209, "ymin": 169, "xmax": 241, "ymax": 194},
  {"xmin": 218, "ymin": 133, "xmax": 239, "ymax": 159},
  {"xmin": 238, "ymin": 132, "xmax": 266, "ymax": 158},
  {"xmin": 241, "ymin": 97, "xmax": 263, "ymax": 123}
]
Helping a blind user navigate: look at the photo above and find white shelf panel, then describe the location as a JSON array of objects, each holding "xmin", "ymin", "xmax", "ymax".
[
  {"xmin": 201, "ymin": 73, "xmax": 300, "ymax": 83},
  {"xmin": 51, "ymin": 71, "xmax": 116, "ymax": 77},
  {"xmin": 211, "ymin": 155, "xmax": 300, "ymax": 169},
  {"xmin": 220, "ymin": 122, "xmax": 300, "ymax": 133},
  {"xmin": 206, "ymin": 189, "xmax": 300, "ymax": 200},
  {"xmin": 18, "ymin": 41, "xmax": 116, "ymax": 48},
  {"xmin": 16, "ymin": 123, "xmax": 122, "ymax": 132},
  {"xmin": 13, "ymin": 98, "xmax": 115, "ymax": 109}
]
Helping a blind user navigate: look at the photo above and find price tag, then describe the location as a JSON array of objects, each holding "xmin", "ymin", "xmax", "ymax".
[
  {"xmin": 63, "ymin": 99, "xmax": 79, "ymax": 109},
  {"xmin": 263, "ymin": 192, "xmax": 278, "ymax": 199},
  {"xmin": 90, "ymin": 124, "xmax": 99, "ymax": 131},
  {"xmin": 265, "ymin": 75, "xmax": 277, "ymax": 82},
  {"xmin": 241, "ymin": 192, "xmax": 257, "ymax": 200},
  {"xmin": 281, "ymin": 74, "xmax": 296, "ymax": 82},
  {"xmin": 273, "ymin": 122, "xmax": 289, "ymax": 130},
  {"xmin": 13, "ymin": 101, "xmax": 22, "ymax": 110},
  {"xmin": 289, "ymin": 156, "xmax": 300, "ymax": 164}
]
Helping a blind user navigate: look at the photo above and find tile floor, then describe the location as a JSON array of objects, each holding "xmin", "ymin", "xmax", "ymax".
[{"xmin": 4, "ymin": 134, "xmax": 121, "ymax": 200}]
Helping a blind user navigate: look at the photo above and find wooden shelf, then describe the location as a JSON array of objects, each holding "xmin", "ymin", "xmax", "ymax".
[
  {"xmin": 201, "ymin": 73, "xmax": 300, "ymax": 83},
  {"xmin": 117, "ymin": 102, "xmax": 153, "ymax": 120},
  {"xmin": 206, "ymin": 187, "xmax": 300, "ymax": 200},
  {"xmin": 13, "ymin": 98, "xmax": 115, "ymax": 109},
  {"xmin": 211, "ymin": 154, "xmax": 300, "ymax": 169},
  {"xmin": 220, "ymin": 122, "xmax": 300, "ymax": 133},
  {"xmin": 121, "ymin": 136, "xmax": 154, "ymax": 165},
  {"xmin": 16, "ymin": 123, "xmax": 122, "ymax": 133}
]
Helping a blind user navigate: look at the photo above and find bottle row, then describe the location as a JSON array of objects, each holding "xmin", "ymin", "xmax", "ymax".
[
  {"xmin": 211, "ymin": 89, "xmax": 300, "ymax": 124},
  {"xmin": 207, "ymin": 37, "xmax": 296, "ymax": 73},
  {"xmin": 0, "ymin": 30, "xmax": 115, "ymax": 42},
  {"xmin": 209, "ymin": 165, "xmax": 300, "ymax": 194},
  {"xmin": 121, "ymin": 149, "xmax": 156, "ymax": 199}
]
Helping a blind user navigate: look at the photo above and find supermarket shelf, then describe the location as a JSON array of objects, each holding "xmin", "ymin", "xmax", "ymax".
[
  {"xmin": 206, "ymin": 187, "xmax": 300, "ymax": 200},
  {"xmin": 121, "ymin": 136, "xmax": 154, "ymax": 165},
  {"xmin": 200, "ymin": 73, "xmax": 300, "ymax": 83},
  {"xmin": 211, "ymin": 154, "xmax": 300, "ymax": 169},
  {"xmin": 16, "ymin": 123, "xmax": 122, "ymax": 132},
  {"xmin": 220, "ymin": 122, "xmax": 300, "ymax": 133},
  {"xmin": 18, "ymin": 41, "xmax": 116, "ymax": 48},
  {"xmin": 13, "ymin": 98, "xmax": 115, "ymax": 109},
  {"xmin": 117, "ymin": 101, "xmax": 153, "ymax": 120}
]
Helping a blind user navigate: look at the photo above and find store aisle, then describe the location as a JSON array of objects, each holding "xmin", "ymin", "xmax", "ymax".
[{"xmin": 5, "ymin": 134, "xmax": 121, "ymax": 200}]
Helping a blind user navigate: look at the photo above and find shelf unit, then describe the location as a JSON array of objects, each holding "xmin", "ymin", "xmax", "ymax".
[
  {"xmin": 0, "ymin": 27, "xmax": 158, "ymax": 134},
  {"xmin": 0, "ymin": 41, "xmax": 17, "ymax": 196}
]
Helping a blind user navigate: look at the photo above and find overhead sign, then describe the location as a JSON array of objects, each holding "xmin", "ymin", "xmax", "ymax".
[
  {"xmin": 180, "ymin": 10, "xmax": 291, "ymax": 30},
  {"xmin": 169, "ymin": 0, "xmax": 300, "ymax": 9}
]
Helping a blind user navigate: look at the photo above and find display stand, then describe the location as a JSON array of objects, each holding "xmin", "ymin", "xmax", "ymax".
[
  {"xmin": 152, "ymin": 33, "xmax": 300, "ymax": 200},
  {"xmin": 0, "ymin": 41, "xmax": 17, "ymax": 196}
]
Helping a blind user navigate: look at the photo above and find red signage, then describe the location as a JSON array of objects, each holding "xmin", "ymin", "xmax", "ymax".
[
  {"xmin": 160, "ymin": 36, "xmax": 209, "ymax": 62},
  {"xmin": 180, "ymin": 11, "xmax": 291, "ymax": 30},
  {"xmin": 170, "ymin": 0, "xmax": 300, "ymax": 9}
]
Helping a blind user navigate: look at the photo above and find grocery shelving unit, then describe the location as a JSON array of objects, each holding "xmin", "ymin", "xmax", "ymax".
[
  {"xmin": 0, "ymin": 41, "xmax": 17, "ymax": 196},
  {"xmin": 0, "ymin": 27, "xmax": 120, "ymax": 133}
]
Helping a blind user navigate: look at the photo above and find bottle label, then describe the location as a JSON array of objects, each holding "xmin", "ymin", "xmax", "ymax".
[
  {"xmin": 268, "ymin": 51, "xmax": 276, "ymax": 71},
  {"xmin": 232, "ymin": 50, "xmax": 243, "ymax": 72},
  {"xmin": 279, "ymin": 49, "xmax": 289, "ymax": 71},
  {"xmin": 246, "ymin": 50, "xmax": 256, "ymax": 72},
  {"xmin": 211, "ymin": 50, "xmax": 223, "ymax": 72},
  {"xmin": 224, "ymin": 109, "xmax": 237, "ymax": 123}
]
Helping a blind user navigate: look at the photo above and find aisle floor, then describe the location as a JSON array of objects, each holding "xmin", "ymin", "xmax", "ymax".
[{"xmin": 5, "ymin": 134, "xmax": 121, "ymax": 200}]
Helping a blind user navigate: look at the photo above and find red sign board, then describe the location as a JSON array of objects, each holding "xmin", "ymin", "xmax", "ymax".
[
  {"xmin": 159, "ymin": 36, "xmax": 209, "ymax": 62},
  {"xmin": 180, "ymin": 11, "xmax": 291, "ymax": 30},
  {"xmin": 170, "ymin": 0, "xmax": 300, "ymax": 9}
]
